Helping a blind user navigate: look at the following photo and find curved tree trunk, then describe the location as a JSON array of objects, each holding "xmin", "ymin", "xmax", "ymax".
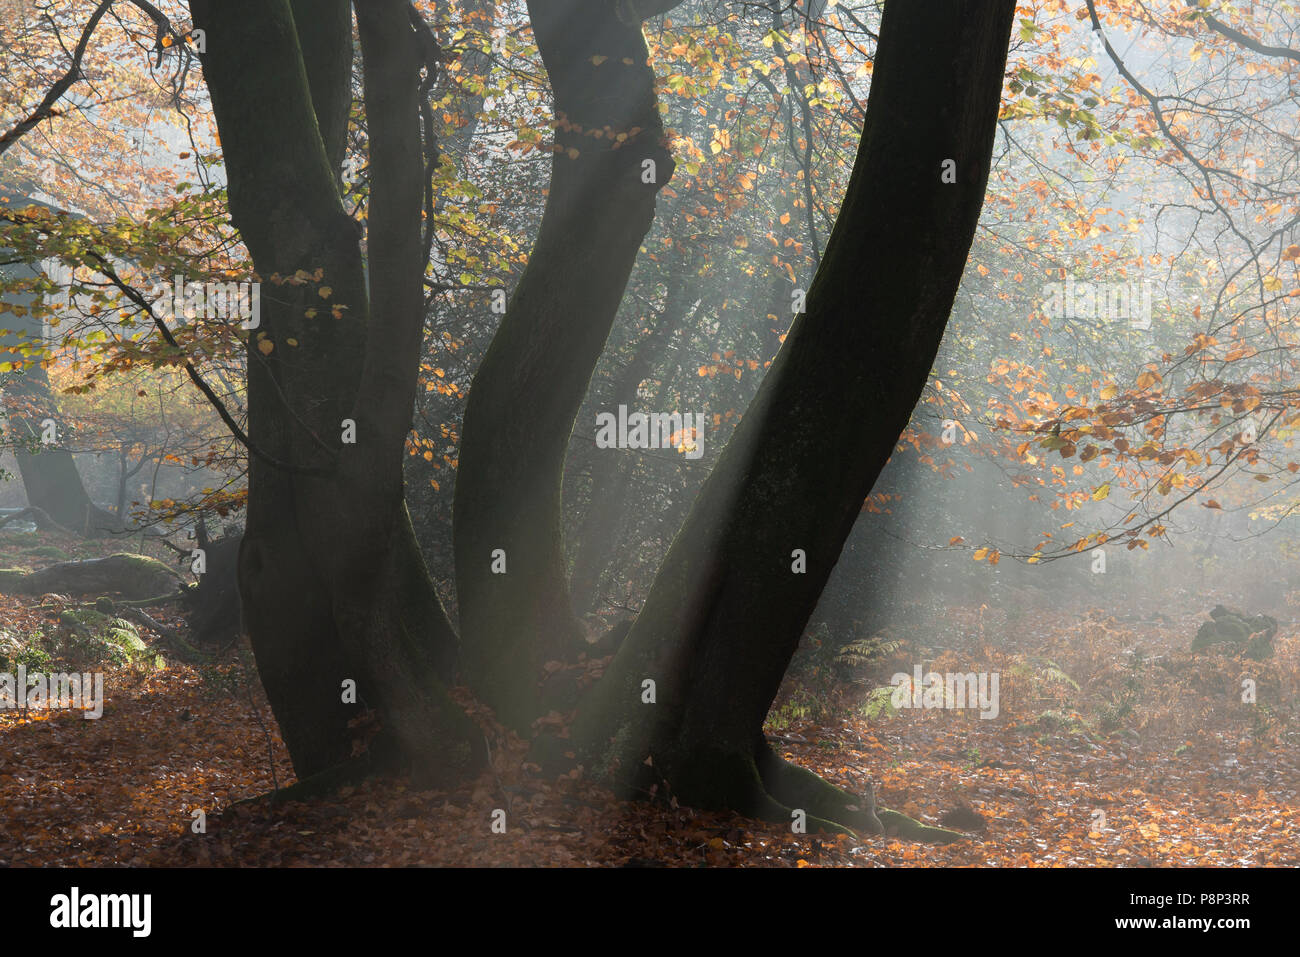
[
  {"xmin": 570, "ymin": 258, "xmax": 699, "ymax": 615},
  {"xmin": 0, "ymin": 316, "xmax": 118, "ymax": 534},
  {"xmin": 453, "ymin": 0, "xmax": 680, "ymax": 730},
  {"xmin": 573, "ymin": 0, "xmax": 1018, "ymax": 831},
  {"xmin": 191, "ymin": 0, "xmax": 482, "ymax": 785}
]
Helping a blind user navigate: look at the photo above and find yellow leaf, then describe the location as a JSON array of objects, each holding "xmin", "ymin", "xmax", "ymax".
[
  {"xmin": 973, "ymin": 548, "xmax": 989, "ymax": 561},
  {"xmin": 1099, "ymin": 384, "xmax": 1118, "ymax": 400},
  {"xmin": 258, "ymin": 339, "xmax": 274, "ymax": 356},
  {"xmin": 1091, "ymin": 483, "xmax": 1111, "ymax": 501},
  {"xmin": 318, "ymin": 286, "xmax": 333, "ymax": 299}
]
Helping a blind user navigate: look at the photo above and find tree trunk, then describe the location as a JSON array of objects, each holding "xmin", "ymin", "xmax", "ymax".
[
  {"xmin": 570, "ymin": 260, "xmax": 698, "ymax": 615},
  {"xmin": 453, "ymin": 0, "xmax": 680, "ymax": 730},
  {"xmin": 573, "ymin": 0, "xmax": 1017, "ymax": 832},
  {"xmin": 190, "ymin": 0, "xmax": 482, "ymax": 786},
  {"xmin": 4, "ymin": 363, "xmax": 118, "ymax": 534}
]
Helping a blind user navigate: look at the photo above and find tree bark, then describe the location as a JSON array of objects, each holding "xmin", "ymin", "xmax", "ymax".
[
  {"xmin": 569, "ymin": 258, "xmax": 698, "ymax": 615},
  {"xmin": 453, "ymin": 0, "xmax": 680, "ymax": 730},
  {"xmin": 573, "ymin": 0, "xmax": 1017, "ymax": 832},
  {"xmin": 190, "ymin": 0, "xmax": 482, "ymax": 785}
]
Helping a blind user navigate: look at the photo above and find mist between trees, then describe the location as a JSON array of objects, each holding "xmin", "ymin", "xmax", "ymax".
[{"xmin": 0, "ymin": 0, "xmax": 1296, "ymax": 866}]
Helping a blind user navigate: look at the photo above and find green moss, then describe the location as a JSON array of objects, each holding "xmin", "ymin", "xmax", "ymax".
[
  {"xmin": 1192, "ymin": 610, "xmax": 1275, "ymax": 659},
  {"xmin": 1191, "ymin": 621, "xmax": 1221, "ymax": 651},
  {"xmin": 877, "ymin": 809, "xmax": 967, "ymax": 843},
  {"xmin": 1244, "ymin": 631, "xmax": 1275, "ymax": 661},
  {"xmin": 0, "ymin": 568, "xmax": 31, "ymax": 592}
]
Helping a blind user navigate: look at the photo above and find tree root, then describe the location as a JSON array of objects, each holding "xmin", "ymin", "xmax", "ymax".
[
  {"xmin": 0, "ymin": 505, "xmax": 75, "ymax": 535},
  {"xmin": 757, "ymin": 740, "xmax": 965, "ymax": 842},
  {"xmin": 640, "ymin": 739, "xmax": 967, "ymax": 843},
  {"xmin": 116, "ymin": 607, "xmax": 211, "ymax": 664},
  {"xmin": 227, "ymin": 757, "xmax": 375, "ymax": 812},
  {"xmin": 756, "ymin": 741, "xmax": 881, "ymax": 835},
  {"xmin": 876, "ymin": 808, "xmax": 967, "ymax": 844}
]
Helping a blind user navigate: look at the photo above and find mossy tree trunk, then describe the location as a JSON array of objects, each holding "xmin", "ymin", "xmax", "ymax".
[
  {"xmin": 190, "ymin": 0, "xmax": 482, "ymax": 784},
  {"xmin": 453, "ymin": 0, "xmax": 682, "ymax": 730},
  {"xmin": 573, "ymin": 0, "xmax": 1017, "ymax": 832}
]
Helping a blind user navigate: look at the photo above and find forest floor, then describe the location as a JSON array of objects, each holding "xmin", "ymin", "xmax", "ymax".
[{"xmin": 0, "ymin": 528, "xmax": 1296, "ymax": 867}]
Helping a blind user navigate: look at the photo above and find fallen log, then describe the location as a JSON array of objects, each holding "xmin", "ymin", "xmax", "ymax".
[{"xmin": 0, "ymin": 553, "xmax": 184, "ymax": 601}]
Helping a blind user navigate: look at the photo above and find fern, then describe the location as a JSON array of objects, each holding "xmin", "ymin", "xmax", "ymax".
[
  {"xmin": 834, "ymin": 632, "xmax": 903, "ymax": 672},
  {"xmin": 1027, "ymin": 656, "xmax": 1081, "ymax": 692},
  {"xmin": 858, "ymin": 685, "xmax": 899, "ymax": 722}
]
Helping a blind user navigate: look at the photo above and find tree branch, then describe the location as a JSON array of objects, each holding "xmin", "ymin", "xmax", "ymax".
[{"xmin": 0, "ymin": 0, "xmax": 191, "ymax": 158}]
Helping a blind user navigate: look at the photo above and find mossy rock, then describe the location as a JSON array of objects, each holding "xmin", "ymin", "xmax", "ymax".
[
  {"xmin": 1209, "ymin": 604, "xmax": 1246, "ymax": 621},
  {"xmin": 1192, "ymin": 608, "xmax": 1276, "ymax": 659},
  {"xmin": 1244, "ymin": 626, "xmax": 1277, "ymax": 661},
  {"xmin": 1192, "ymin": 620, "xmax": 1239, "ymax": 651}
]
